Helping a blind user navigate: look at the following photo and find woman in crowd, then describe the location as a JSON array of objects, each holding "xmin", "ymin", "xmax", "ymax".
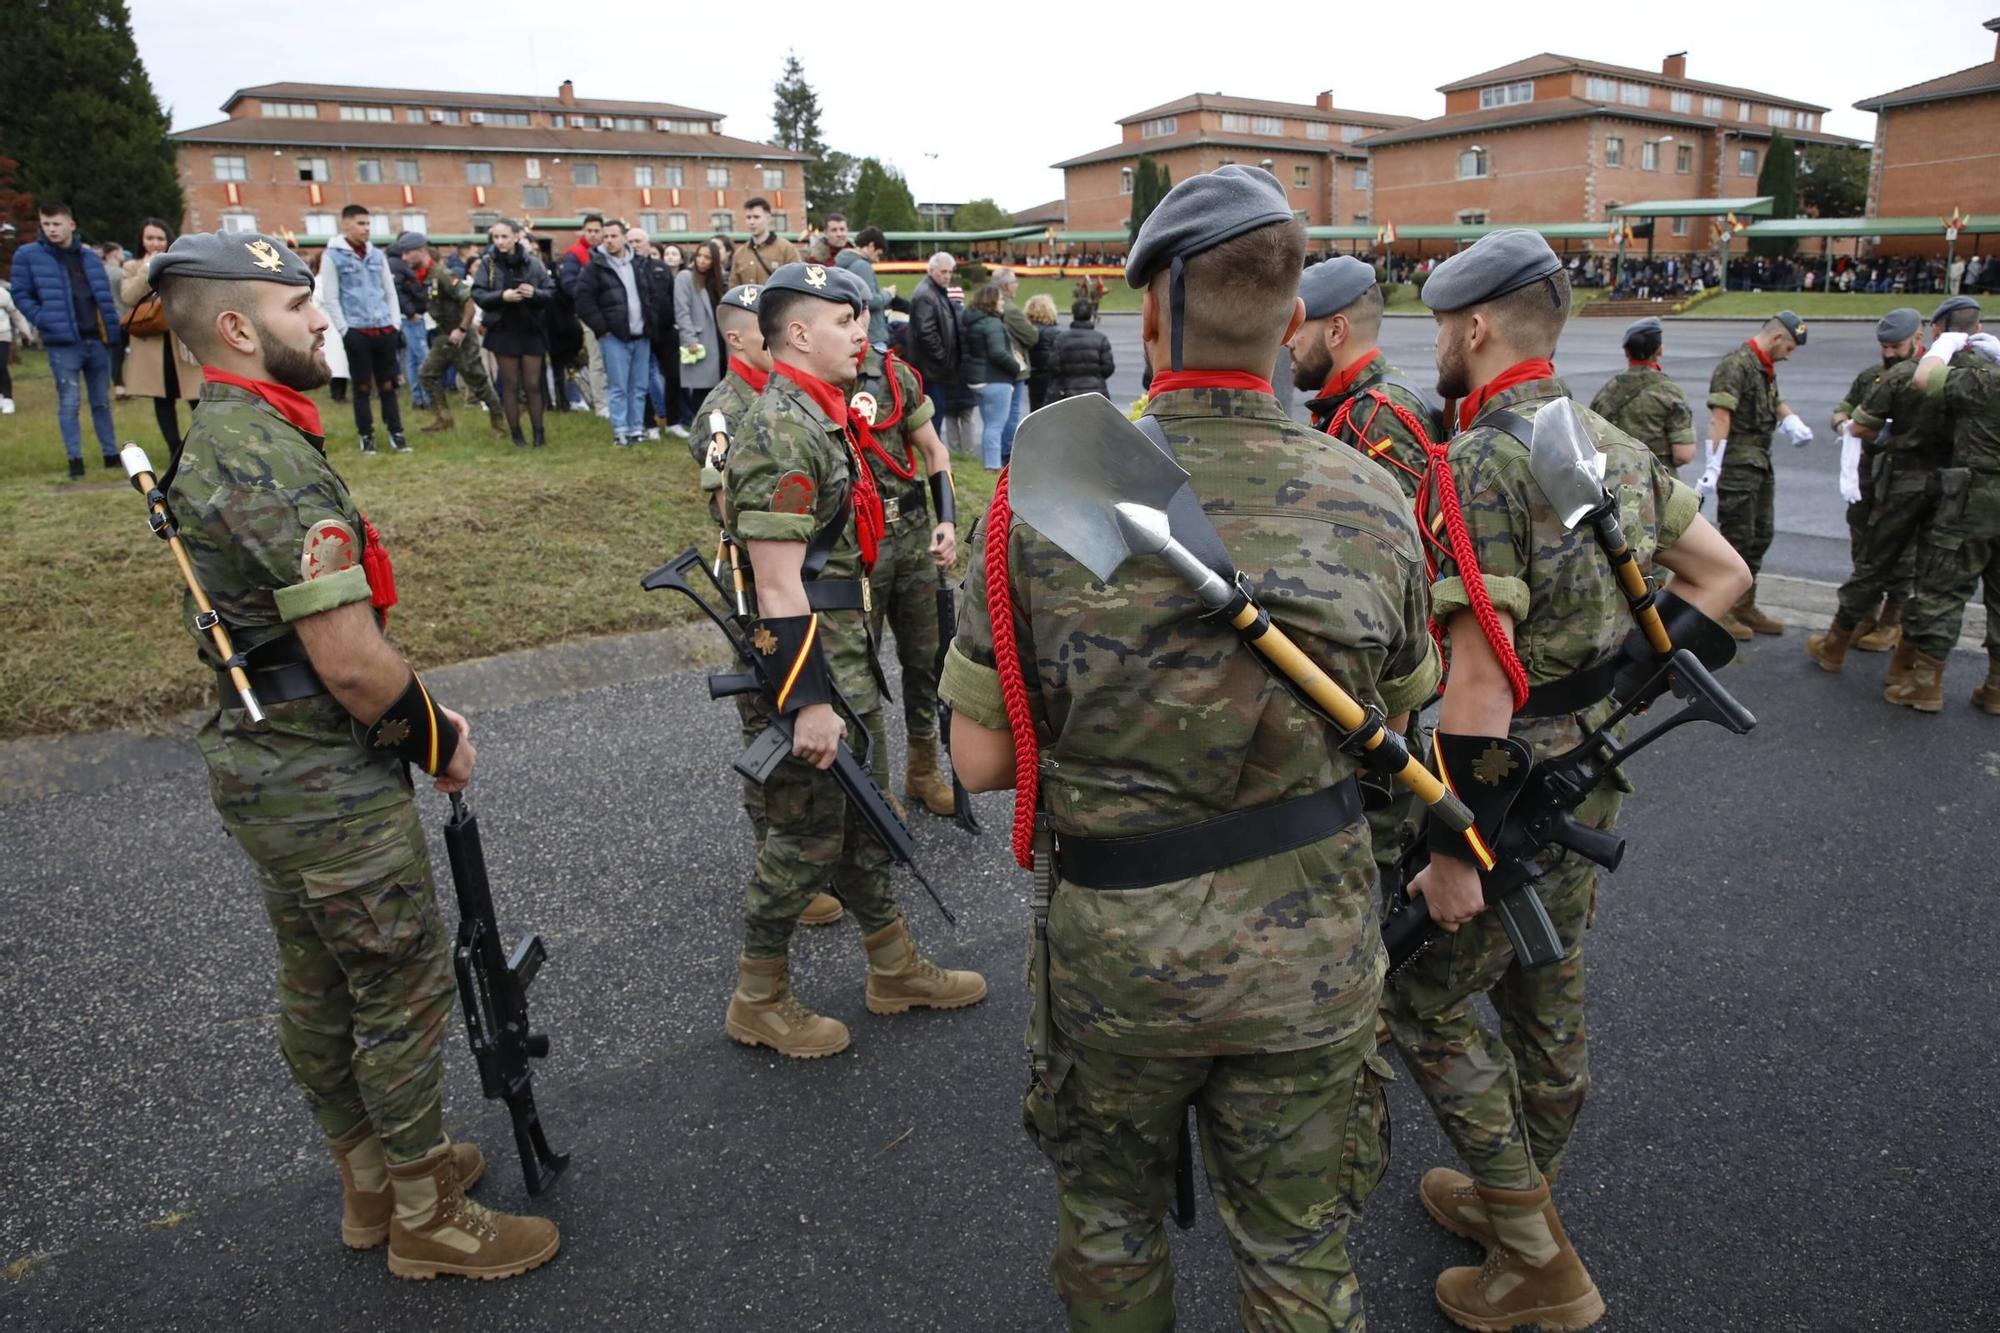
[
  {"xmin": 962, "ymin": 282, "xmax": 1016, "ymax": 470},
  {"xmin": 117, "ymin": 218, "xmax": 202, "ymax": 453},
  {"xmin": 471, "ymin": 218, "xmax": 556, "ymax": 448},
  {"xmin": 674, "ymin": 239, "xmax": 724, "ymax": 422},
  {"xmin": 1023, "ymin": 293, "xmax": 1063, "ymax": 412}
]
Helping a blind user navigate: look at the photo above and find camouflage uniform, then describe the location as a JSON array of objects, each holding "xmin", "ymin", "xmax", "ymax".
[
  {"xmin": 941, "ymin": 384, "xmax": 1441, "ymax": 1331},
  {"xmin": 416, "ymin": 262, "xmax": 502, "ymax": 417},
  {"xmin": 1588, "ymin": 363, "xmax": 1696, "ymax": 466},
  {"xmin": 1387, "ymin": 376, "xmax": 1697, "ymax": 1191},
  {"xmin": 169, "ymin": 382, "xmax": 453, "ymax": 1162},
  {"xmin": 725, "ymin": 372, "xmax": 903, "ymax": 959},
  {"xmin": 1900, "ymin": 359, "xmax": 2000, "ymax": 662},
  {"xmin": 1706, "ymin": 342, "xmax": 1782, "ymax": 576},
  {"xmin": 1303, "ymin": 352, "xmax": 1436, "ymax": 501},
  {"xmin": 1833, "ymin": 362, "xmax": 1893, "ymax": 564},
  {"xmin": 699, "ymin": 367, "xmax": 773, "ymax": 839},
  {"xmin": 856, "ymin": 352, "xmax": 945, "ymax": 744}
]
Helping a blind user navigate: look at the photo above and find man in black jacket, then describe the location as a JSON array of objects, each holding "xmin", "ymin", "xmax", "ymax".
[
  {"xmin": 1052, "ymin": 299, "xmax": 1116, "ymax": 402},
  {"xmin": 387, "ymin": 232, "xmax": 432, "ymax": 408},
  {"xmin": 571, "ymin": 220, "xmax": 669, "ymax": 447},
  {"xmin": 908, "ymin": 251, "xmax": 969, "ymax": 452}
]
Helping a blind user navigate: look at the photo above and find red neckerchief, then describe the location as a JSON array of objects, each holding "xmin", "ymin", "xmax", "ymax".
[
  {"xmin": 1626, "ymin": 359, "xmax": 1661, "ymax": 372},
  {"xmin": 773, "ymin": 360, "xmax": 885, "ymax": 569},
  {"xmin": 412, "ymin": 258, "xmax": 431, "ymax": 282},
  {"xmin": 728, "ymin": 356, "xmax": 770, "ymax": 394},
  {"xmin": 1148, "ymin": 369, "xmax": 1274, "ymax": 396},
  {"xmin": 849, "ymin": 348, "xmax": 920, "ymax": 481},
  {"xmin": 1318, "ymin": 347, "xmax": 1382, "ymax": 401},
  {"xmin": 1745, "ymin": 338, "xmax": 1775, "ymax": 381},
  {"xmin": 1457, "ymin": 358, "xmax": 1557, "ymax": 430}
]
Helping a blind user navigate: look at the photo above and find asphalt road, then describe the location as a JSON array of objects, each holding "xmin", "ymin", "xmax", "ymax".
[
  {"xmin": 4, "ymin": 628, "xmax": 1997, "ymax": 1330},
  {"xmin": 1093, "ymin": 313, "xmax": 1888, "ymax": 587}
]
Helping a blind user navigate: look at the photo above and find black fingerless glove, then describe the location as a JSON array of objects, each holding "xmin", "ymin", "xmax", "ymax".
[{"xmin": 929, "ymin": 470, "xmax": 956, "ymax": 526}]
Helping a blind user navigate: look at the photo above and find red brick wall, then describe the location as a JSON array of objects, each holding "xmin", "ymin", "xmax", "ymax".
[
  {"xmin": 1868, "ymin": 91, "xmax": 2000, "ymax": 256},
  {"xmin": 1064, "ymin": 145, "xmax": 1339, "ymax": 231}
]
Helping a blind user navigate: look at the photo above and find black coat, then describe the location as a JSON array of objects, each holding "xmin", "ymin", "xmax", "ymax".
[
  {"xmin": 1027, "ymin": 324, "xmax": 1063, "ymax": 410},
  {"xmin": 387, "ymin": 255, "xmax": 426, "ymax": 319},
  {"xmin": 907, "ymin": 277, "xmax": 962, "ymax": 388},
  {"xmin": 572, "ymin": 248, "xmax": 670, "ymax": 341},
  {"xmin": 1053, "ymin": 320, "xmax": 1116, "ymax": 400}
]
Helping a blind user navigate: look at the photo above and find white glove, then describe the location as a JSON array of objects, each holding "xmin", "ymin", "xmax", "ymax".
[
  {"xmin": 1969, "ymin": 332, "xmax": 2000, "ymax": 364},
  {"xmin": 1930, "ymin": 330, "xmax": 1970, "ymax": 363},
  {"xmin": 1778, "ymin": 412, "xmax": 1813, "ymax": 447},
  {"xmin": 1838, "ymin": 426, "xmax": 1862, "ymax": 505},
  {"xmin": 1696, "ymin": 439, "xmax": 1726, "ymax": 507}
]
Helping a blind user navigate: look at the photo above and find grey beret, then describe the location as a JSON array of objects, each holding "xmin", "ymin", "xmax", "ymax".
[
  {"xmin": 1421, "ymin": 229, "xmax": 1563, "ymax": 312},
  {"xmin": 719, "ymin": 283, "xmax": 763, "ymax": 312},
  {"xmin": 391, "ymin": 230, "xmax": 428, "ymax": 255},
  {"xmin": 1772, "ymin": 310, "xmax": 1808, "ymax": 345},
  {"xmin": 1875, "ymin": 307, "xmax": 1921, "ymax": 343},
  {"xmin": 148, "ymin": 230, "xmax": 312, "ymax": 291},
  {"xmin": 1299, "ymin": 256, "xmax": 1378, "ymax": 320},
  {"xmin": 1930, "ymin": 295, "xmax": 1980, "ymax": 324},
  {"xmin": 1126, "ymin": 165, "xmax": 1295, "ymax": 289},
  {"xmin": 763, "ymin": 261, "xmax": 863, "ymax": 314},
  {"xmin": 828, "ymin": 265, "xmax": 872, "ymax": 311},
  {"xmin": 1622, "ymin": 316, "xmax": 1663, "ymax": 342}
]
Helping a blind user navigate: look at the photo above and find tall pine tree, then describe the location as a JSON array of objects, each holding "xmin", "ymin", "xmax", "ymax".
[
  {"xmin": 1750, "ymin": 131, "xmax": 1799, "ymax": 258},
  {"xmin": 770, "ymin": 53, "xmax": 851, "ymax": 224},
  {"xmin": 0, "ymin": 0, "xmax": 182, "ymax": 248},
  {"xmin": 1128, "ymin": 156, "xmax": 1170, "ymax": 240}
]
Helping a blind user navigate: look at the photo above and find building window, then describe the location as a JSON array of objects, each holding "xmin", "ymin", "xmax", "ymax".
[
  {"xmin": 1352, "ymin": 213, "xmax": 1370, "ymax": 225},
  {"xmin": 1140, "ymin": 116, "xmax": 1177, "ymax": 138},
  {"xmin": 261, "ymin": 101, "xmax": 317, "ymax": 119},
  {"xmin": 1767, "ymin": 107, "xmax": 1794, "ymax": 129},
  {"xmin": 525, "ymin": 158, "xmax": 541, "ymax": 180},
  {"xmin": 438, "ymin": 110, "xmax": 462, "ymax": 125},
  {"xmin": 1354, "ymin": 166, "xmax": 1371, "ymax": 189},
  {"xmin": 1605, "ymin": 136, "xmax": 1623, "ymax": 167},
  {"xmin": 1676, "ymin": 144, "xmax": 1694, "ymax": 173},
  {"xmin": 1670, "ymin": 91, "xmax": 1693, "ymax": 114},
  {"xmin": 709, "ymin": 210, "xmax": 733, "ymax": 231},
  {"xmin": 394, "ymin": 159, "xmax": 420, "ymax": 184},
  {"xmin": 1120, "ymin": 166, "xmax": 1134, "ymax": 195},
  {"xmin": 635, "ymin": 165, "xmax": 655, "ymax": 187},
  {"xmin": 295, "ymin": 157, "xmax": 328, "ymax": 182},
  {"xmin": 1480, "ymin": 81, "xmax": 1534, "ymax": 109},
  {"xmin": 1641, "ymin": 141, "xmax": 1658, "ymax": 171},
  {"xmin": 355, "ymin": 159, "xmax": 382, "ymax": 184},
  {"xmin": 664, "ymin": 165, "xmax": 685, "ymax": 187},
  {"xmin": 572, "ymin": 162, "xmax": 599, "ymax": 185},
  {"xmin": 1293, "ymin": 165, "xmax": 1310, "ymax": 188},
  {"xmin": 466, "ymin": 161, "xmax": 494, "ymax": 185},
  {"xmin": 552, "ymin": 114, "xmax": 567, "ymax": 129},
  {"xmin": 1738, "ymin": 101, "xmax": 1752, "ymax": 120},
  {"xmin": 761, "ymin": 168, "xmax": 785, "ymax": 190},
  {"xmin": 1801, "ymin": 112, "xmax": 1816, "ymax": 131},
  {"xmin": 1738, "ymin": 147, "xmax": 1758, "ymax": 176},
  {"xmin": 487, "ymin": 111, "xmax": 530, "ymax": 128},
  {"xmin": 667, "ymin": 212, "xmax": 689, "ymax": 232},
  {"xmin": 400, "ymin": 212, "xmax": 427, "ymax": 233},
  {"xmin": 659, "ymin": 119, "xmax": 709, "ymax": 135},
  {"xmin": 220, "ymin": 213, "xmax": 259, "ymax": 234},
  {"xmin": 369, "ymin": 215, "xmax": 390, "ymax": 238},
  {"xmin": 769, "ymin": 212, "xmax": 789, "ymax": 232},
  {"xmin": 1220, "ymin": 113, "xmax": 1251, "ymax": 132},
  {"xmin": 212, "ymin": 154, "xmax": 247, "ymax": 181},
  {"xmin": 1341, "ymin": 124, "xmax": 1364, "ymax": 142},
  {"xmin": 1306, "ymin": 122, "xmax": 1330, "ymax": 140},
  {"xmin": 522, "ymin": 185, "xmax": 550, "ymax": 209},
  {"xmin": 303, "ymin": 212, "xmax": 335, "ymax": 235},
  {"xmin": 1620, "ymin": 83, "xmax": 1650, "ymax": 107},
  {"xmin": 470, "ymin": 210, "xmax": 500, "ymax": 231},
  {"xmin": 638, "ymin": 212, "xmax": 661, "ymax": 232},
  {"xmin": 1586, "ymin": 77, "xmax": 1616, "ymax": 100},
  {"xmin": 338, "ymin": 104, "xmax": 392, "ymax": 122},
  {"xmin": 406, "ymin": 108, "xmax": 424, "ymax": 124},
  {"xmin": 1702, "ymin": 96, "xmax": 1724, "ymax": 117},
  {"xmin": 1456, "ymin": 209, "xmax": 1489, "ymax": 225},
  {"xmin": 1251, "ymin": 116, "xmax": 1286, "ymax": 136},
  {"xmin": 1671, "ymin": 216, "xmax": 1690, "ymax": 237},
  {"xmin": 1457, "ymin": 147, "xmax": 1488, "ymax": 179},
  {"xmin": 706, "ymin": 165, "xmax": 730, "ymax": 188}
]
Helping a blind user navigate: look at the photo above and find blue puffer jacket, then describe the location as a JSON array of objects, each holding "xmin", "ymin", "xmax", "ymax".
[{"xmin": 9, "ymin": 235, "xmax": 122, "ymax": 346}]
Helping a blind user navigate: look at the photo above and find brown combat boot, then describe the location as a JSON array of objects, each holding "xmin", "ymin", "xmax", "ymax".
[
  {"xmin": 1719, "ymin": 607, "xmax": 1754, "ymax": 642},
  {"xmin": 1973, "ymin": 657, "xmax": 2000, "ymax": 715},
  {"xmin": 862, "ymin": 917, "xmax": 988, "ymax": 1015},
  {"xmin": 1853, "ymin": 596, "xmax": 1903, "ymax": 652},
  {"xmin": 1804, "ymin": 619, "xmax": 1854, "ymax": 673},
  {"xmin": 799, "ymin": 891, "xmax": 845, "ymax": 927},
  {"xmin": 725, "ymin": 955, "xmax": 851, "ymax": 1058},
  {"xmin": 1735, "ymin": 587, "xmax": 1784, "ymax": 635},
  {"xmin": 1435, "ymin": 1181, "xmax": 1604, "ymax": 1331},
  {"xmin": 1883, "ymin": 650, "xmax": 1947, "ymax": 713},
  {"xmin": 1421, "ymin": 1167, "xmax": 1497, "ymax": 1249},
  {"xmin": 329, "ymin": 1123, "xmax": 487, "ymax": 1250},
  {"xmin": 385, "ymin": 1138, "xmax": 558, "ymax": 1280},
  {"xmin": 902, "ymin": 737, "xmax": 956, "ymax": 818},
  {"xmin": 1884, "ymin": 639, "xmax": 1920, "ymax": 690},
  {"xmin": 420, "ymin": 405, "xmax": 454, "ymax": 433}
]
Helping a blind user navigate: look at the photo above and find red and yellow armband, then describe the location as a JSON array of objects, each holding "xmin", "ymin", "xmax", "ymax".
[
  {"xmin": 362, "ymin": 673, "xmax": 461, "ymax": 776},
  {"xmin": 753, "ymin": 614, "xmax": 835, "ymax": 715}
]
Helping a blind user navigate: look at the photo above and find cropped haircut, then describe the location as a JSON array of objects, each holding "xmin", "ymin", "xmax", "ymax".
[
  {"xmin": 717, "ymin": 301, "xmax": 759, "ymax": 337},
  {"xmin": 1335, "ymin": 283, "xmax": 1385, "ymax": 342},
  {"xmin": 744, "ymin": 197, "xmax": 771, "ymax": 213},
  {"xmin": 1623, "ymin": 326, "xmax": 1663, "ymax": 361},
  {"xmin": 1938, "ymin": 307, "xmax": 1980, "ymax": 334},
  {"xmin": 581, "ymin": 213, "xmax": 604, "ymax": 227},
  {"xmin": 1482, "ymin": 267, "xmax": 1572, "ymax": 359},
  {"xmin": 825, "ymin": 212, "xmax": 847, "ymax": 225},
  {"xmin": 340, "ymin": 203, "xmax": 369, "ymax": 220},
  {"xmin": 854, "ymin": 226, "xmax": 886, "ymax": 249},
  {"xmin": 1147, "ymin": 216, "xmax": 1307, "ymax": 366},
  {"xmin": 39, "ymin": 201, "xmax": 73, "ymax": 219},
  {"xmin": 157, "ymin": 273, "xmax": 248, "ymax": 359},
  {"xmin": 757, "ymin": 288, "xmax": 821, "ymax": 346}
]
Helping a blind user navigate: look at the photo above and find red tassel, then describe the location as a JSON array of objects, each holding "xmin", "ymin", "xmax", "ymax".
[{"xmin": 360, "ymin": 515, "xmax": 399, "ymax": 626}]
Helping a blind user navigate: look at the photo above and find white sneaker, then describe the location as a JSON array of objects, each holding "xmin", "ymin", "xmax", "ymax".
[
  {"xmin": 0, "ymin": 396, "xmax": 13, "ymax": 414},
  {"xmin": 666, "ymin": 423, "xmax": 690, "ymax": 439},
  {"xmin": 594, "ymin": 405, "xmax": 611, "ymax": 419},
  {"xmin": 644, "ymin": 427, "xmax": 660, "ymax": 441}
]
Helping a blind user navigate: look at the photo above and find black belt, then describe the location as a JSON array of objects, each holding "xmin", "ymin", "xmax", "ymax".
[
  {"xmin": 1517, "ymin": 655, "xmax": 1619, "ymax": 718},
  {"xmin": 805, "ymin": 579, "xmax": 866, "ymax": 612},
  {"xmin": 214, "ymin": 634, "xmax": 327, "ymax": 708},
  {"xmin": 1055, "ymin": 779, "xmax": 1364, "ymax": 891}
]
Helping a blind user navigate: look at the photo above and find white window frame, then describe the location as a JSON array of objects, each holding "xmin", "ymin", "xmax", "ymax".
[
  {"xmin": 302, "ymin": 212, "xmax": 336, "ymax": 235},
  {"xmin": 1676, "ymin": 144, "xmax": 1694, "ymax": 174},
  {"xmin": 635, "ymin": 165, "xmax": 654, "ymax": 187},
  {"xmin": 1586, "ymin": 77, "xmax": 1616, "ymax": 101},
  {"xmin": 761, "ymin": 168, "xmax": 785, "ymax": 190},
  {"xmin": 394, "ymin": 159, "xmax": 420, "ymax": 185},
  {"xmin": 338, "ymin": 105, "xmax": 392, "ymax": 123},
  {"xmin": 1292, "ymin": 165, "xmax": 1310, "ymax": 188},
  {"xmin": 709, "ymin": 210, "xmax": 734, "ymax": 232},
  {"xmin": 1671, "ymin": 216, "xmax": 1690, "ymax": 236},
  {"xmin": 354, "ymin": 159, "xmax": 383, "ymax": 184},
  {"xmin": 368, "ymin": 215, "xmax": 390, "ymax": 238},
  {"xmin": 524, "ymin": 158, "xmax": 541, "ymax": 180},
  {"xmin": 1141, "ymin": 116, "xmax": 1177, "ymax": 138},
  {"xmin": 1620, "ymin": 83, "xmax": 1650, "ymax": 107},
  {"xmin": 572, "ymin": 162, "xmax": 599, "ymax": 186},
  {"xmin": 664, "ymin": 165, "xmax": 685, "ymax": 187},
  {"xmin": 1120, "ymin": 167, "xmax": 1133, "ymax": 195},
  {"xmin": 261, "ymin": 101, "xmax": 318, "ymax": 119},
  {"xmin": 522, "ymin": 184, "xmax": 551, "ymax": 210},
  {"xmin": 1455, "ymin": 209, "xmax": 1489, "ymax": 225},
  {"xmin": 1702, "ymin": 96, "xmax": 1724, "ymax": 117},
  {"xmin": 1738, "ymin": 101, "xmax": 1753, "ymax": 120},
  {"xmin": 1251, "ymin": 116, "xmax": 1286, "ymax": 136},
  {"xmin": 1457, "ymin": 147, "xmax": 1488, "ymax": 179},
  {"xmin": 706, "ymin": 165, "xmax": 730, "ymax": 188},
  {"xmin": 1605, "ymin": 136, "xmax": 1623, "ymax": 168},
  {"xmin": 1480, "ymin": 81, "xmax": 1534, "ymax": 109},
  {"xmin": 1641, "ymin": 141, "xmax": 1659, "ymax": 171},
  {"xmin": 465, "ymin": 161, "xmax": 495, "ymax": 185},
  {"xmin": 399, "ymin": 212, "xmax": 427, "ymax": 233},
  {"xmin": 1340, "ymin": 124, "xmax": 1364, "ymax": 142},
  {"xmin": 1354, "ymin": 166, "xmax": 1371, "ymax": 189},
  {"xmin": 1669, "ymin": 91, "xmax": 1693, "ymax": 114},
  {"xmin": 1738, "ymin": 147, "xmax": 1758, "ymax": 177},
  {"xmin": 1305, "ymin": 122, "xmax": 1330, "ymax": 141},
  {"xmin": 219, "ymin": 212, "xmax": 259, "ymax": 234},
  {"xmin": 295, "ymin": 157, "xmax": 328, "ymax": 183},
  {"xmin": 638, "ymin": 212, "xmax": 661, "ymax": 232},
  {"xmin": 1219, "ymin": 113, "xmax": 1250, "ymax": 132},
  {"xmin": 212, "ymin": 154, "xmax": 247, "ymax": 182},
  {"xmin": 666, "ymin": 212, "xmax": 690, "ymax": 232}
]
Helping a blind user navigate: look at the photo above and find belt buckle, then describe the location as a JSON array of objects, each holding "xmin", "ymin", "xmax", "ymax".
[
  {"xmin": 883, "ymin": 496, "xmax": 900, "ymax": 524},
  {"xmin": 862, "ymin": 577, "xmax": 874, "ymax": 616}
]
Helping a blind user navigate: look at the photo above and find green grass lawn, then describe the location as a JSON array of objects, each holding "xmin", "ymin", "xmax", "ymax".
[
  {"xmin": 0, "ymin": 352, "xmax": 995, "ymax": 739},
  {"xmin": 1678, "ymin": 291, "xmax": 1948, "ymax": 319}
]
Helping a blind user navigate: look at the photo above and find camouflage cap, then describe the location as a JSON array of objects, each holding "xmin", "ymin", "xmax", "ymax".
[
  {"xmin": 763, "ymin": 262, "xmax": 864, "ymax": 314},
  {"xmin": 149, "ymin": 231, "xmax": 313, "ymax": 291},
  {"xmin": 1875, "ymin": 307, "xmax": 1920, "ymax": 343},
  {"xmin": 1298, "ymin": 256, "xmax": 1377, "ymax": 319},
  {"xmin": 1930, "ymin": 294, "xmax": 1980, "ymax": 324},
  {"xmin": 720, "ymin": 283, "xmax": 763, "ymax": 312},
  {"xmin": 1126, "ymin": 164, "xmax": 1294, "ymax": 290},
  {"xmin": 1772, "ymin": 310, "xmax": 1808, "ymax": 345},
  {"xmin": 1422, "ymin": 228, "xmax": 1562, "ymax": 312}
]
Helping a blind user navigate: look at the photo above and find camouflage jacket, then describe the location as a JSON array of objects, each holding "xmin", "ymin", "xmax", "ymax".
[
  {"xmin": 1836, "ymin": 362, "xmax": 1892, "ymax": 469},
  {"xmin": 1588, "ymin": 364, "xmax": 1695, "ymax": 464},
  {"xmin": 1935, "ymin": 362, "xmax": 2000, "ymax": 536},
  {"xmin": 725, "ymin": 370, "xmax": 880, "ymax": 713},
  {"xmin": 1706, "ymin": 341, "xmax": 1781, "ymax": 451},
  {"xmin": 853, "ymin": 351, "xmax": 936, "ymax": 513},
  {"xmin": 421, "ymin": 262, "xmax": 476, "ymax": 331},
  {"xmin": 694, "ymin": 369, "xmax": 764, "ymax": 526},
  {"xmin": 940, "ymin": 386, "xmax": 1441, "ymax": 1058},
  {"xmin": 166, "ymin": 383, "xmax": 404, "ymax": 821},
  {"xmin": 1853, "ymin": 349, "xmax": 1981, "ymax": 468},
  {"xmin": 1303, "ymin": 352, "xmax": 1435, "ymax": 500},
  {"xmin": 1426, "ymin": 377, "xmax": 1697, "ymax": 769}
]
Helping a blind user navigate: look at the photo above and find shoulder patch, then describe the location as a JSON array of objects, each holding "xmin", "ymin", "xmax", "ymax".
[
  {"xmin": 772, "ymin": 472, "xmax": 817, "ymax": 515},
  {"xmin": 301, "ymin": 518, "xmax": 359, "ymax": 580}
]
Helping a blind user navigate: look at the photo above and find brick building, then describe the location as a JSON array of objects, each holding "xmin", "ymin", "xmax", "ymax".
[
  {"xmin": 170, "ymin": 80, "xmax": 812, "ymax": 243},
  {"xmin": 1360, "ymin": 53, "xmax": 1859, "ymax": 253},
  {"xmin": 1854, "ymin": 18, "xmax": 2000, "ymax": 256},
  {"xmin": 1053, "ymin": 93, "xmax": 1418, "ymax": 234}
]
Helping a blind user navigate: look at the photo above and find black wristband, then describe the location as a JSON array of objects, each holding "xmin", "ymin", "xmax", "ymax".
[
  {"xmin": 928, "ymin": 470, "xmax": 956, "ymax": 526},
  {"xmin": 753, "ymin": 613, "xmax": 835, "ymax": 714},
  {"xmin": 1426, "ymin": 731, "xmax": 1533, "ymax": 867},
  {"xmin": 1612, "ymin": 590, "xmax": 1738, "ymax": 708},
  {"xmin": 363, "ymin": 673, "xmax": 461, "ymax": 776}
]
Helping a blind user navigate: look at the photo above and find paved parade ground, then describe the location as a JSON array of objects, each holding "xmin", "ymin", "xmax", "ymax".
[{"xmin": 4, "ymin": 618, "xmax": 1996, "ymax": 1329}]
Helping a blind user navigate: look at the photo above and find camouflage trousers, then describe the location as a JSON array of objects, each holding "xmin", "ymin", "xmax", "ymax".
[
  {"xmin": 1901, "ymin": 490, "xmax": 2000, "ymax": 661},
  {"xmin": 742, "ymin": 706, "xmax": 901, "ymax": 959},
  {"xmin": 1834, "ymin": 468, "xmax": 1930, "ymax": 626},
  {"xmin": 868, "ymin": 504, "xmax": 944, "ymax": 742},
  {"xmin": 1716, "ymin": 447, "xmax": 1775, "ymax": 578},
  {"xmin": 1381, "ymin": 791, "xmax": 1621, "ymax": 1191},
  {"xmin": 418, "ymin": 329, "xmax": 503, "ymax": 416},
  {"xmin": 1024, "ymin": 1023, "xmax": 1392, "ymax": 1332},
  {"xmin": 229, "ymin": 796, "xmax": 454, "ymax": 1162}
]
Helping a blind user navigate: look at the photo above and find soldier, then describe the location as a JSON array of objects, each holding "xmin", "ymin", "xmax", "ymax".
[
  {"xmin": 398, "ymin": 232, "xmax": 505, "ymax": 438},
  {"xmin": 721, "ymin": 261, "xmax": 985, "ymax": 1059},
  {"xmin": 1388, "ymin": 229, "xmax": 1749, "ymax": 1331},
  {"xmin": 696, "ymin": 283, "xmax": 844, "ymax": 930},
  {"xmin": 1290, "ymin": 254, "xmax": 1442, "ymax": 499},
  {"xmin": 1587, "ymin": 317, "xmax": 1696, "ymax": 468},
  {"xmin": 1704, "ymin": 310, "xmax": 1813, "ymax": 638},
  {"xmin": 1883, "ymin": 311, "xmax": 2000, "ymax": 714},
  {"xmin": 943, "ymin": 165, "xmax": 1438, "ymax": 1331},
  {"xmin": 145, "ymin": 232, "xmax": 557, "ymax": 1279},
  {"xmin": 1805, "ymin": 307, "xmax": 1936, "ymax": 670}
]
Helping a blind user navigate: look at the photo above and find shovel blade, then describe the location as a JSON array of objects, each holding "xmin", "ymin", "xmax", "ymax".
[
  {"xmin": 1526, "ymin": 398, "xmax": 1610, "ymax": 531},
  {"xmin": 1008, "ymin": 394, "xmax": 1191, "ymax": 582}
]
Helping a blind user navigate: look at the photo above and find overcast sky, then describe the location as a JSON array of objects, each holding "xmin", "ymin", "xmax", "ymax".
[{"xmin": 134, "ymin": 0, "xmax": 1993, "ymax": 210}]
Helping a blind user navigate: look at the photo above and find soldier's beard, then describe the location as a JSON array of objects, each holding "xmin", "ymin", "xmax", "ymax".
[
  {"xmin": 1435, "ymin": 328, "xmax": 1473, "ymax": 400},
  {"xmin": 256, "ymin": 320, "xmax": 332, "ymax": 393},
  {"xmin": 1291, "ymin": 337, "xmax": 1332, "ymax": 392}
]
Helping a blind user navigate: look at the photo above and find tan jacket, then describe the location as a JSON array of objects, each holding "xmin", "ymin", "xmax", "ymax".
[
  {"xmin": 118, "ymin": 264, "xmax": 202, "ymax": 401},
  {"xmin": 728, "ymin": 234, "xmax": 802, "ymax": 287}
]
